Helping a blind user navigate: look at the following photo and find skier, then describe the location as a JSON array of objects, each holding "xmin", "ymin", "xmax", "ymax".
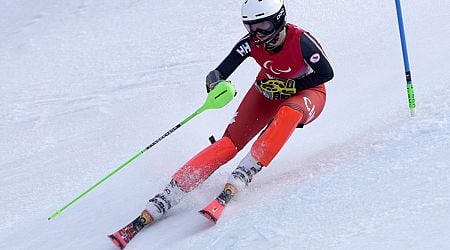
[{"xmin": 141, "ymin": 0, "xmax": 332, "ymax": 229}]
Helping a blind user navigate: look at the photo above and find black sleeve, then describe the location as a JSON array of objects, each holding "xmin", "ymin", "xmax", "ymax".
[
  {"xmin": 294, "ymin": 32, "xmax": 334, "ymax": 90},
  {"xmin": 214, "ymin": 37, "xmax": 252, "ymax": 79}
]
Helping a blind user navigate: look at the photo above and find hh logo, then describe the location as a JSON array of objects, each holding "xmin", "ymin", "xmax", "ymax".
[
  {"xmin": 303, "ymin": 97, "xmax": 316, "ymax": 123},
  {"xmin": 236, "ymin": 42, "xmax": 251, "ymax": 57},
  {"xmin": 263, "ymin": 60, "xmax": 291, "ymax": 79}
]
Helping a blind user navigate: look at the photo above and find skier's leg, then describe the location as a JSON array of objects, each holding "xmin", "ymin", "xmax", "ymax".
[
  {"xmin": 142, "ymin": 85, "xmax": 282, "ymax": 222},
  {"xmin": 171, "ymin": 85, "xmax": 275, "ymax": 192},
  {"xmin": 144, "ymin": 136, "xmax": 238, "ymax": 221},
  {"xmin": 143, "ymin": 86, "xmax": 270, "ymax": 219},
  {"xmin": 226, "ymin": 106, "xmax": 303, "ymax": 193},
  {"xmin": 227, "ymin": 87, "xmax": 327, "ymax": 194},
  {"xmin": 223, "ymin": 85, "xmax": 280, "ymax": 151},
  {"xmin": 172, "ymin": 136, "xmax": 238, "ymax": 192},
  {"xmin": 251, "ymin": 105, "xmax": 304, "ymax": 166}
]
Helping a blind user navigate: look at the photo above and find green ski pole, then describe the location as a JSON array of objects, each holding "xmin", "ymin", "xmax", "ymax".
[{"xmin": 48, "ymin": 80, "xmax": 236, "ymax": 220}]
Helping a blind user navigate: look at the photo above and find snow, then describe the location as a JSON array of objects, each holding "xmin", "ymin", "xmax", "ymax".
[{"xmin": 1, "ymin": 0, "xmax": 449, "ymax": 249}]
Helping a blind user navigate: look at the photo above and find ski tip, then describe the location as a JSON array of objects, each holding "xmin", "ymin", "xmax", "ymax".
[
  {"xmin": 108, "ymin": 234, "xmax": 125, "ymax": 250},
  {"xmin": 199, "ymin": 209, "xmax": 218, "ymax": 224}
]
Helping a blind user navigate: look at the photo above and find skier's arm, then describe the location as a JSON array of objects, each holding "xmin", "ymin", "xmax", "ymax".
[
  {"xmin": 206, "ymin": 37, "xmax": 251, "ymax": 92},
  {"xmin": 294, "ymin": 32, "xmax": 334, "ymax": 90}
]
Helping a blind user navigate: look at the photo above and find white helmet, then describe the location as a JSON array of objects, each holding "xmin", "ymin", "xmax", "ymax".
[{"xmin": 241, "ymin": 0, "xmax": 286, "ymax": 44}]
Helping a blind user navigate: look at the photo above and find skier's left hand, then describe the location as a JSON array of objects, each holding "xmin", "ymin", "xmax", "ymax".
[
  {"xmin": 206, "ymin": 69, "xmax": 224, "ymax": 93},
  {"xmin": 254, "ymin": 79, "xmax": 297, "ymax": 100}
]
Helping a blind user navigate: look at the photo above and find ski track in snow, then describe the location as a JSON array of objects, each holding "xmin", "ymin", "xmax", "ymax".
[{"xmin": 1, "ymin": 0, "xmax": 450, "ymax": 249}]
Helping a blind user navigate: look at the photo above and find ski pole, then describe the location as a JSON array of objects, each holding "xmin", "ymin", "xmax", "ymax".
[
  {"xmin": 48, "ymin": 80, "xmax": 236, "ymax": 220},
  {"xmin": 394, "ymin": 0, "xmax": 416, "ymax": 117}
]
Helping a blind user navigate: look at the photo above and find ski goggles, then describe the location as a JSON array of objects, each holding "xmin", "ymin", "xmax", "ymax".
[{"xmin": 244, "ymin": 20, "xmax": 275, "ymax": 36}]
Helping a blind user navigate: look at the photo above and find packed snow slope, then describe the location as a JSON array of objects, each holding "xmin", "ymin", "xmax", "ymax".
[{"xmin": 1, "ymin": 0, "xmax": 449, "ymax": 249}]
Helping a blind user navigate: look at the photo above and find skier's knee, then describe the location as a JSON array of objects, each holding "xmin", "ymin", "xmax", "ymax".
[{"xmin": 251, "ymin": 106, "xmax": 303, "ymax": 166}]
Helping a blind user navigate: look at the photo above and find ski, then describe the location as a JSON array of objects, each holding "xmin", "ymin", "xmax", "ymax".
[
  {"xmin": 199, "ymin": 183, "xmax": 237, "ymax": 224},
  {"xmin": 108, "ymin": 210, "xmax": 153, "ymax": 249},
  {"xmin": 199, "ymin": 198, "xmax": 225, "ymax": 224}
]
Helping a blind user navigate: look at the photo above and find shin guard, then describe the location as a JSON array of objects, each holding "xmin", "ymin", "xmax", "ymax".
[
  {"xmin": 172, "ymin": 137, "xmax": 238, "ymax": 192},
  {"xmin": 251, "ymin": 106, "xmax": 303, "ymax": 166}
]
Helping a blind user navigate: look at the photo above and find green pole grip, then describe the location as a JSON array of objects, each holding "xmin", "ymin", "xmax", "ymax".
[
  {"xmin": 407, "ymin": 83, "xmax": 416, "ymax": 109},
  {"xmin": 196, "ymin": 80, "xmax": 236, "ymax": 114}
]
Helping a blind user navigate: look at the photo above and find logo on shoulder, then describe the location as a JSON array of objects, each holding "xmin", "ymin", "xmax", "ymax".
[
  {"xmin": 310, "ymin": 53, "xmax": 321, "ymax": 63},
  {"xmin": 236, "ymin": 42, "xmax": 251, "ymax": 57}
]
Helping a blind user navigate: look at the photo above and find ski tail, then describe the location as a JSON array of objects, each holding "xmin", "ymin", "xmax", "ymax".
[
  {"xmin": 108, "ymin": 210, "xmax": 154, "ymax": 249},
  {"xmin": 199, "ymin": 199, "xmax": 224, "ymax": 224},
  {"xmin": 199, "ymin": 183, "xmax": 238, "ymax": 224},
  {"xmin": 108, "ymin": 216, "xmax": 142, "ymax": 249},
  {"xmin": 109, "ymin": 233, "xmax": 127, "ymax": 250}
]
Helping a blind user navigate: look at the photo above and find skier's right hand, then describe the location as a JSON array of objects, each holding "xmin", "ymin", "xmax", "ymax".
[
  {"xmin": 255, "ymin": 79, "xmax": 297, "ymax": 100},
  {"xmin": 205, "ymin": 69, "xmax": 224, "ymax": 93}
]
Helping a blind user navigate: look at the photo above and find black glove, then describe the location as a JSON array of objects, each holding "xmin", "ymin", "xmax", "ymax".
[
  {"xmin": 255, "ymin": 79, "xmax": 297, "ymax": 100},
  {"xmin": 206, "ymin": 69, "xmax": 224, "ymax": 93}
]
